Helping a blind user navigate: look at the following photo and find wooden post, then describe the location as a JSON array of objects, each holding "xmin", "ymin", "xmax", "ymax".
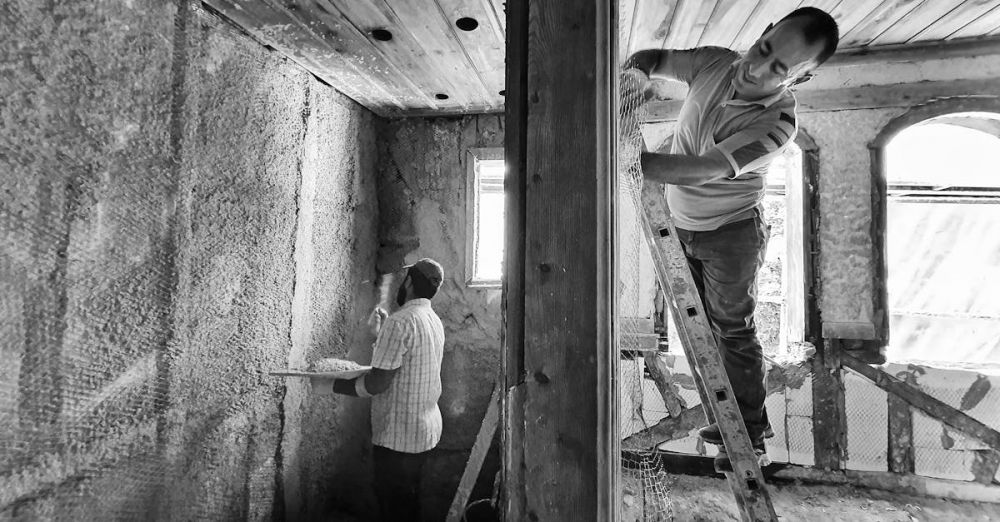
[
  {"xmin": 502, "ymin": 0, "xmax": 618, "ymax": 520},
  {"xmin": 812, "ymin": 339, "xmax": 847, "ymax": 470},
  {"xmin": 887, "ymin": 369, "xmax": 916, "ymax": 474},
  {"xmin": 500, "ymin": 0, "xmax": 528, "ymax": 516}
]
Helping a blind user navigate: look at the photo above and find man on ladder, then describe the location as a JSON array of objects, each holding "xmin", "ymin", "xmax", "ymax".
[{"xmin": 623, "ymin": 7, "xmax": 839, "ymax": 471}]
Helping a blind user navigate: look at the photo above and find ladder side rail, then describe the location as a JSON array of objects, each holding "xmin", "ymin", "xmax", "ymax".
[{"xmin": 640, "ymin": 179, "xmax": 778, "ymax": 522}]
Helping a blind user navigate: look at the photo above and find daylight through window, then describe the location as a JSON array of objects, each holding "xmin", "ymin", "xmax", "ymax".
[{"xmin": 466, "ymin": 149, "xmax": 505, "ymax": 286}]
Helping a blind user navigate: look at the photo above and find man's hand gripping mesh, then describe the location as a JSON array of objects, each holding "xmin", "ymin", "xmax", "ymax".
[{"xmin": 618, "ymin": 67, "xmax": 650, "ymax": 177}]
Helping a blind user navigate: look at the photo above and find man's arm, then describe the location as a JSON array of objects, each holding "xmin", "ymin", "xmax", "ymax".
[
  {"xmin": 640, "ymin": 149, "xmax": 733, "ymax": 186},
  {"xmin": 623, "ymin": 49, "xmax": 663, "ymax": 77},
  {"xmin": 329, "ymin": 310, "xmax": 410, "ymax": 397},
  {"xmin": 624, "ymin": 47, "xmax": 728, "ymax": 83},
  {"xmin": 331, "ymin": 368, "xmax": 398, "ymax": 396}
]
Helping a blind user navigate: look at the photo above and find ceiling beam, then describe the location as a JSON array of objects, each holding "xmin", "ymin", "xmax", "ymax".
[
  {"xmin": 828, "ymin": 36, "xmax": 1000, "ymax": 66},
  {"xmin": 644, "ymin": 77, "xmax": 1000, "ymax": 121}
]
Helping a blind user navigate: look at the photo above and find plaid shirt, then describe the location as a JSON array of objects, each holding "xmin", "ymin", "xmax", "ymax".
[{"xmin": 370, "ymin": 298, "xmax": 445, "ymax": 453}]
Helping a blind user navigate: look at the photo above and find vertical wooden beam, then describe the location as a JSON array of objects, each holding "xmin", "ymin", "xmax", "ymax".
[
  {"xmin": 887, "ymin": 394, "xmax": 915, "ymax": 474},
  {"xmin": 802, "ymin": 143, "xmax": 822, "ymax": 344},
  {"xmin": 502, "ymin": 0, "xmax": 617, "ymax": 520},
  {"xmin": 812, "ymin": 339, "xmax": 847, "ymax": 470},
  {"xmin": 501, "ymin": 0, "xmax": 528, "ymax": 516},
  {"xmin": 887, "ymin": 367, "xmax": 916, "ymax": 474},
  {"xmin": 869, "ymin": 145, "xmax": 890, "ymax": 346}
]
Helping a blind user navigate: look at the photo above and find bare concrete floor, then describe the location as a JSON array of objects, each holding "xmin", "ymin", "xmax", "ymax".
[{"xmin": 624, "ymin": 472, "xmax": 1000, "ymax": 521}]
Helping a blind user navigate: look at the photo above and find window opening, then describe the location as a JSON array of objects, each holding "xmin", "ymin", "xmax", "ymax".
[
  {"xmin": 885, "ymin": 113, "xmax": 1000, "ymax": 368},
  {"xmin": 466, "ymin": 148, "xmax": 505, "ymax": 287}
]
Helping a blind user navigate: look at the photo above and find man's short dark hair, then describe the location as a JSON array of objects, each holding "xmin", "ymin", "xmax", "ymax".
[
  {"xmin": 408, "ymin": 268, "xmax": 439, "ymax": 299},
  {"xmin": 777, "ymin": 7, "xmax": 839, "ymax": 66}
]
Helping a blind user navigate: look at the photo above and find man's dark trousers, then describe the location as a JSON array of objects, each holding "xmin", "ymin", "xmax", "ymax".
[
  {"xmin": 676, "ymin": 214, "xmax": 770, "ymax": 440},
  {"xmin": 373, "ymin": 445, "xmax": 429, "ymax": 522}
]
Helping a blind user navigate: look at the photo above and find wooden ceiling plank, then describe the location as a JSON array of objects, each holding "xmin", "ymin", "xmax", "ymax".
[
  {"xmin": 262, "ymin": 0, "xmax": 437, "ymax": 110},
  {"xmin": 663, "ymin": 0, "xmax": 719, "ymax": 49},
  {"xmin": 434, "ymin": 0, "xmax": 506, "ymax": 99},
  {"xmin": 328, "ymin": 0, "xmax": 493, "ymax": 110},
  {"xmin": 436, "ymin": 0, "xmax": 505, "ymax": 43},
  {"xmin": 205, "ymin": 0, "xmax": 407, "ymax": 112},
  {"xmin": 697, "ymin": 0, "xmax": 760, "ymax": 47},
  {"xmin": 729, "ymin": 0, "xmax": 800, "ymax": 51},
  {"xmin": 828, "ymin": 0, "xmax": 891, "ymax": 43},
  {"xmin": 912, "ymin": 0, "xmax": 1000, "ymax": 43},
  {"xmin": 626, "ymin": 0, "xmax": 680, "ymax": 56},
  {"xmin": 379, "ymin": 0, "xmax": 493, "ymax": 105},
  {"xmin": 619, "ymin": 0, "xmax": 639, "ymax": 61},
  {"xmin": 839, "ymin": 0, "xmax": 931, "ymax": 48},
  {"xmin": 869, "ymin": 0, "xmax": 967, "ymax": 46},
  {"xmin": 796, "ymin": 0, "xmax": 844, "ymax": 11},
  {"xmin": 302, "ymin": 0, "xmax": 450, "ymax": 109},
  {"xmin": 949, "ymin": 2, "xmax": 1000, "ymax": 39},
  {"xmin": 310, "ymin": 0, "xmax": 466, "ymax": 109},
  {"xmin": 486, "ymin": 0, "xmax": 506, "ymax": 33}
]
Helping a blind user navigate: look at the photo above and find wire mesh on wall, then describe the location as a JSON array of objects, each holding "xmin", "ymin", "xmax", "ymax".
[
  {"xmin": 616, "ymin": 58, "xmax": 674, "ymax": 519},
  {"xmin": 0, "ymin": 4, "xmax": 303, "ymax": 520}
]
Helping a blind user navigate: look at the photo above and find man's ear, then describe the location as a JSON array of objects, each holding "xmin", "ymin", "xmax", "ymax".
[{"xmin": 790, "ymin": 72, "xmax": 814, "ymax": 86}]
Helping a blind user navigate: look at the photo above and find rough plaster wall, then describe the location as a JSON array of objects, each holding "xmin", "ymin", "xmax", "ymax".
[
  {"xmin": 1, "ymin": 0, "xmax": 179, "ymax": 518},
  {"xmin": 376, "ymin": 114, "xmax": 504, "ymax": 518},
  {"xmin": 286, "ymin": 73, "xmax": 379, "ymax": 521},
  {"xmin": 1, "ymin": 2, "xmax": 379, "ymax": 520},
  {"xmin": 169, "ymin": 7, "xmax": 380, "ymax": 521},
  {"xmin": 162, "ymin": 8, "xmax": 311, "ymax": 519},
  {"xmin": 798, "ymin": 108, "xmax": 902, "ymax": 330}
]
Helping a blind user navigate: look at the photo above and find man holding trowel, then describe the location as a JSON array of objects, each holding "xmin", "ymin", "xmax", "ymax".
[{"xmin": 317, "ymin": 258, "xmax": 446, "ymax": 522}]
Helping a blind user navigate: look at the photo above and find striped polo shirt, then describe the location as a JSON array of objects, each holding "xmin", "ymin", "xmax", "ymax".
[
  {"xmin": 370, "ymin": 298, "xmax": 445, "ymax": 453},
  {"xmin": 655, "ymin": 46, "xmax": 798, "ymax": 231}
]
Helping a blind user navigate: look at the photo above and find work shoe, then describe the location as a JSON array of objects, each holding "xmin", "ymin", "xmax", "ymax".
[
  {"xmin": 698, "ymin": 423, "xmax": 774, "ymax": 446},
  {"xmin": 714, "ymin": 444, "xmax": 771, "ymax": 474}
]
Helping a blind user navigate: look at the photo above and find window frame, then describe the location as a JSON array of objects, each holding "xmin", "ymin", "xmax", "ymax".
[{"xmin": 465, "ymin": 147, "xmax": 505, "ymax": 288}]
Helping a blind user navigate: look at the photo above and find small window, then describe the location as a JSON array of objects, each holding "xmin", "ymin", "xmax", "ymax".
[{"xmin": 466, "ymin": 148, "xmax": 505, "ymax": 287}]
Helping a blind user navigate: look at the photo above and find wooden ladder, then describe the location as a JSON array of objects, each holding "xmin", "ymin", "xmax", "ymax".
[{"xmin": 640, "ymin": 178, "xmax": 778, "ymax": 521}]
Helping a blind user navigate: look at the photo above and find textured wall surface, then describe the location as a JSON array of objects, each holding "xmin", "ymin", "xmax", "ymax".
[
  {"xmin": 799, "ymin": 108, "xmax": 900, "ymax": 331},
  {"xmin": 376, "ymin": 114, "xmax": 504, "ymax": 519},
  {"xmin": 1, "ymin": 2, "xmax": 378, "ymax": 520},
  {"xmin": 1, "ymin": 1, "xmax": 180, "ymax": 519},
  {"xmin": 283, "ymin": 57, "xmax": 379, "ymax": 522}
]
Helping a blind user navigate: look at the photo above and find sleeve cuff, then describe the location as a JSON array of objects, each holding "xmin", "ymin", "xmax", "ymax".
[{"xmin": 710, "ymin": 146, "xmax": 743, "ymax": 179}]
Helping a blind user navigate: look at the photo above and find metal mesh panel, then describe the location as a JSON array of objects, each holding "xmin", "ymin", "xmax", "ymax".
[
  {"xmin": 616, "ymin": 55, "xmax": 675, "ymax": 518},
  {"xmin": 0, "ymin": 3, "xmax": 179, "ymax": 516}
]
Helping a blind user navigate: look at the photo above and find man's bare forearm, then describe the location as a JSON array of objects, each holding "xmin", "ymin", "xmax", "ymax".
[{"xmin": 640, "ymin": 152, "xmax": 732, "ymax": 186}]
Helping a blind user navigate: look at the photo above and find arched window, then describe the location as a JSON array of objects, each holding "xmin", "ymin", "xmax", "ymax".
[{"xmin": 884, "ymin": 112, "xmax": 1000, "ymax": 368}]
